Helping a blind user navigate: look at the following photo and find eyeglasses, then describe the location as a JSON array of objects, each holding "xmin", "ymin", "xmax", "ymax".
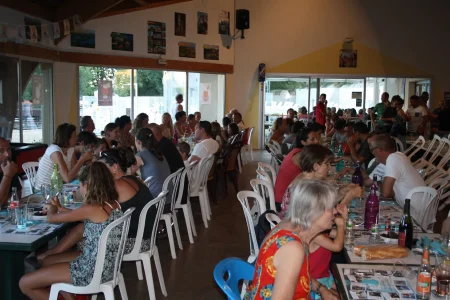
[{"xmin": 369, "ymin": 146, "xmax": 378, "ymax": 152}]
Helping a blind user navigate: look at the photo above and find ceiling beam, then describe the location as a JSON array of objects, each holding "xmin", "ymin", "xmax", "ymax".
[
  {"xmin": 132, "ymin": 0, "xmax": 149, "ymax": 5},
  {"xmin": 54, "ymin": 0, "xmax": 127, "ymax": 22},
  {"xmin": 95, "ymin": 0, "xmax": 192, "ymax": 19},
  {"xmin": 1, "ymin": 0, "xmax": 54, "ymax": 21}
]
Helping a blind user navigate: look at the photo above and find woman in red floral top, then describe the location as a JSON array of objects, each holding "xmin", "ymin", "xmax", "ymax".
[
  {"xmin": 115, "ymin": 115, "xmax": 135, "ymax": 150},
  {"xmin": 245, "ymin": 179, "xmax": 341, "ymax": 300}
]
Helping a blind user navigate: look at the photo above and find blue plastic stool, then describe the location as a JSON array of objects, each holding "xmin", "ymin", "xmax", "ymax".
[{"xmin": 213, "ymin": 257, "xmax": 255, "ymax": 300}]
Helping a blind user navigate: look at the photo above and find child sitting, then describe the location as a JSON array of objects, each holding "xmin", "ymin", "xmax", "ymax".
[
  {"xmin": 176, "ymin": 142, "xmax": 191, "ymax": 167},
  {"xmin": 331, "ymin": 119, "xmax": 348, "ymax": 151}
]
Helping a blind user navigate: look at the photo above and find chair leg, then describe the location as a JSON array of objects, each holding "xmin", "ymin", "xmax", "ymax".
[
  {"xmin": 237, "ymin": 153, "xmax": 242, "ymax": 173},
  {"xmin": 102, "ymin": 285, "xmax": 115, "ymax": 300},
  {"xmin": 118, "ymin": 272, "xmax": 129, "ymax": 300},
  {"xmin": 162, "ymin": 215, "xmax": 177, "ymax": 259},
  {"xmin": 172, "ymin": 212, "xmax": 183, "ymax": 250},
  {"xmin": 250, "ymin": 145, "xmax": 254, "ymax": 161},
  {"xmin": 187, "ymin": 202, "xmax": 197, "ymax": 237},
  {"xmin": 136, "ymin": 261, "xmax": 144, "ymax": 280},
  {"xmin": 49, "ymin": 286, "xmax": 60, "ymax": 300},
  {"xmin": 198, "ymin": 194, "xmax": 209, "ymax": 228},
  {"xmin": 153, "ymin": 247, "xmax": 167, "ymax": 296},
  {"xmin": 181, "ymin": 206, "xmax": 195, "ymax": 243},
  {"xmin": 141, "ymin": 254, "xmax": 156, "ymax": 300}
]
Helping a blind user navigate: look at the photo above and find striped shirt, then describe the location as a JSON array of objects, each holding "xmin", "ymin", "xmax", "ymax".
[{"xmin": 34, "ymin": 145, "xmax": 74, "ymax": 187}]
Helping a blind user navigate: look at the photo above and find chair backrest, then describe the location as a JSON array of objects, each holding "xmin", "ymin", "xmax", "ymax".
[
  {"xmin": 199, "ymin": 155, "xmax": 215, "ymax": 190},
  {"xmin": 87, "ymin": 207, "xmax": 135, "ymax": 289},
  {"xmin": 124, "ymin": 191, "xmax": 168, "ymax": 259},
  {"xmin": 163, "ymin": 167, "xmax": 184, "ymax": 210},
  {"xmin": 247, "ymin": 127, "xmax": 255, "ymax": 146},
  {"xmin": 258, "ymin": 162, "xmax": 277, "ymax": 186},
  {"xmin": 422, "ymin": 134, "xmax": 442, "ymax": 162},
  {"xmin": 237, "ymin": 192, "xmax": 262, "ymax": 261},
  {"xmin": 435, "ymin": 138, "xmax": 450, "ymax": 169},
  {"xmin": 176, "ymin": 161, "xmax": 198, "ymax": 206},
  {"xmin": 271, "ymin": 140, "xmax": 282, "ymax": 154},
  {"xmin": 143, "ymin": 176, "xmax": 153, "ymax": 189},
  {"xmin": 392, "ymin": 137, "xmax": 404, "ymax": 152},
  {"xmin": 256, "ymin": 169, "xmax": 272, "ymax": 187},
  {"xmin": 213, "ymin": 257, "xmax": 255, "ymax": 300},
  {"xmin": 404, "ymin": 135, "xmax": 425, "ymax": 159},
  {"xmin": 22, "ymin": 162, "xmax": 39, "ymax": 192},
  {"xmin": 265, "ymin": 212, "xmax": 281, "ymax": 229},
  {"xmin": 250, "ymin": 178, "xmax": 276, "ymax": 211},
  {"xmin": 226, "ymin": 148, "xmax": 240, "ymax": 171},
  {"xmin": 405, "ymin": 187, "xmax": 437, "ymax": 231}
]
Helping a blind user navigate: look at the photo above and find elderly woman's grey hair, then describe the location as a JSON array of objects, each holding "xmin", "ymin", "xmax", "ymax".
[{"xmin": 285, "ymin": 179, "xmax": 338, "ymax": 229}]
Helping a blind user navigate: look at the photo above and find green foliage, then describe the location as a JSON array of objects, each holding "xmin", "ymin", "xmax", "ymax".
[
  {"xmin": 136, "ymin": 70, "xmax": 163, "ymax": 96},
  {"xmin": 79, "ymin": 66, "xmax": 116, "ymax": 96}
]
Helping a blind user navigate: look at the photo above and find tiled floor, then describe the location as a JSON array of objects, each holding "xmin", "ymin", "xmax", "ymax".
[{"xmin": 118, "ymin": 150, "xmax": 270, "ymax": 300}]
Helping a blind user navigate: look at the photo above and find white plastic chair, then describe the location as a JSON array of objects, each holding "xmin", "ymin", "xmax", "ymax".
[
  {"xmin": 258, "ymin": 162, "xmax": 277, "ymax": 186},
  {"xmin": 237, "ymin": 191, "xmax": 267, "ymax": 263},
  {"xmin": 405, "ymin": 187, "xmax": 437, "ymax": 232},
  {"xmin": 143, "ymin": 176, "xmax": 153, "ymax": 189},
  {"xmin": 265, "ymin": 212, "xmax": 281, "ymax": 229},
  {"xmin": 438, "ymin": 176, "xmax": 450, "ymax": 211},
  {"xmin": 412, "ymin": 135, "xmax": 442, "ymax": 169},
  {"xmin": 404, "ymin": 135, "xmax": 425, "ymax": 159},
  {"xmin": 250, "ymin": 178, "xmax": 276, "ymax": 211},
  {"xmin": 123, "ymin": 192, "xmax": 168, "ymax": 300},
  {"xmin": 160, "ymin": 168, "xmax": 184, "ymax": 259},
  {"xmin": 50, "ymin": 208, "xmax": 135, "ymax": 300},
  {"xmin": 22, "ymin": 162, "xmax": 39, "ymax": 193},
  {"xmin": 271, "ymin": 140, "xmax": 282, "ymax": 155},
  {"xmin": 175, "ymin": 161, "xmax": 198, "ymax": 244},
  {"xmin": 189, "ymin": 155, "xmax": 214, "ymax": 228},
  {"xmin": 392, "ymin": 137, "xmax": 404, "ymax": 152},
  {"xmin": 243, "ymin": 127, "xmax": 255, "ymax": 161}
]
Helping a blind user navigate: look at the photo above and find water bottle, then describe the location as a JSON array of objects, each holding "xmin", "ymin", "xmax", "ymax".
[
  {"xmin": 368, "ymin": 224, "xmax": 381, "ymax": 244},
  {"xmin": 352, "ymin": 162, "xmax": 364, "ymax": 187},
  {"xmin": 50, "ymin": 164, "xmax": 63, "ymax": 195},
  {"xmin": 364, "ymin": 181, "xmax": 379, "ymax": 230},
  {"xmin": 336, "ymin": 145, "xmax": 345, "ymax": 172},
  {"xmin": 345, "ymin": 219, "xmax": 355, "ymax": 247}
]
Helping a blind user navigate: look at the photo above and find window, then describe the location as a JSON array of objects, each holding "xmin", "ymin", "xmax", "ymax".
[
  {"xmin": 0, "ymin": 55, "xmax": 53, "ymax": 144},
  {"xmin": 78, "ymin": 66, "xmax": 225, "ymax": 135}
]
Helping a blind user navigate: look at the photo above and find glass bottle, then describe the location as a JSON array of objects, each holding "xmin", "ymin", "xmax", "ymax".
[
  {"xmin": 398, "ymin": 199, "xmax": 413, "ymax": 249},
  {"xmin": 364, "ymin": 181, "xmax": 379, "ymax": 230},
  {"xmin": 336, "ymin": 145, "xmax": 345, "ymax": 172},
  {"xmin": 8, "ymin": 187, "xmax": 19, "ymax": 222},
  {"xmin": 352, "ymin": 162, "xmax": 364, "ymax": 187},
  {"xmin": 50, "ymin": 164, "xmax": 63, "ymax": 195},
  {"xmin": 416, "ymin": 246, "xmax": 431, "ymax": 299},
  {"xmin": 368, "ymin": 224, "xmax": 381, "ymax": 244},
  {"xmin": 345, "ymin": 219, "xmax": 354, "ymax": 247}
]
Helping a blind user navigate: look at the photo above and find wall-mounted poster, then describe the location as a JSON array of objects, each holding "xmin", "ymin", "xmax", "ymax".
[
  {"xmin": 352, "ymin": 92, "xmax": 362, "ymax": 99},
  {"xmin": 29, "ymin": 26, "xmax": 38, "ymax": 43},
  {"xmin": 71, "ymin": 31, "xmax": 95, "ymax": 48},
  {"xmin": 98, "ymin": 80, "xmax": 113, "ymax": 106},
  {"xmin": 111, "ymin": 32, "xmax": 133, "ymax": 52},
  {"xmin": 174, "ymin": 12, "xmax": 186, "ymax": 37},
  {"xmin": 201, "ymin": 83, "xmax": 211, "ymax": 105},
  {"xmin": 63, "ymin": 19, "xmax": 71, "ymax": 36},
  {"xmin": 179, "ymin": 42, "xmax": 196, "ymax": 58},
  {"xmin": 53, "ymin": 23, "xmax": 60, "ymax": 39},
  {"xmin": 204, "ymin": 44, "xmax": 219, "ymax": 60},
  {"xmin": 356, "ymin": 99, "xmax": 362, "ymax": 107},
  {"xmin": 218, "ymin": 11, "xmax": 230, "ymax": 35},
  {"xmin": 148, "ymin": 21, "xmax": 166, "ymax": 54},
  {"xmin": 339, "ymin": 50, "xmax": 357, "ymax": 68},
  {"xmin": 197, "ymin": 12, "xmax": 208, "ymax": 35},
  {"xmin": 24, "ymin": 17, "xmax": 41, "ymax": 42}
]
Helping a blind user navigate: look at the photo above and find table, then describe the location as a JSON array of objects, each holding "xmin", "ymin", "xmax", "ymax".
[
  {"xmin": 0, "ymin": 191, "xmax": 80, "ymax": 300},
  {"xmin": 333, "ymin": 263, "xmax": 443, "ymax": 300}
]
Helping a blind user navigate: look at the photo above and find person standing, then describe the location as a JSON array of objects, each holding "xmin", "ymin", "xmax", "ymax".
[
  {"xmin": 80, "ymin": 116, "xmax": 95, "ymax": 133},
  {"xmin": 172, "ymin": 94, "xmax": 184, "ymax": 118},
  {"xmin": 406, "ymin": 95, "xmax": 429, "ymax": 135},
  {"xmin": 316, "ymin": 94, "xmax": 327, "ymax": 127},
  {"xmin": 371, "ymin": 92, "xmax": 390, "ymax": 130}
]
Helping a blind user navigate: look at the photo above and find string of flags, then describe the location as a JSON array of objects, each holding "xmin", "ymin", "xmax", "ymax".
[{"xmin": 0, "ymin": 14, "xmax": 82, "ymax": 44}]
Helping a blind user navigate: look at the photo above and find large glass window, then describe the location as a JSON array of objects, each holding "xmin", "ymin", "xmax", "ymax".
[
  {"xmin": 0, "ymin": 55, "xmax": 53, "ymax": 144},
  {"xmin": 319, "ymin": 78, "xmax": 364, "ymax": 114},
  {"xmin": 78, "ymin": 66, "xmax": 224, "ymax": 134}
]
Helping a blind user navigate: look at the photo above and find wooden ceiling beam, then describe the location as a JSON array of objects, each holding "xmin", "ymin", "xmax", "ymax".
[
  {"xmin": 1, "ymin": 0, "xmax": 54, "ymax": 21},
  {"xmin": 54, "ymin": 0, "xmax": 127, "ymax": 22},
  {"xmin": 95, "ymin": 0, "xmax": 192, "ymax": 19}
]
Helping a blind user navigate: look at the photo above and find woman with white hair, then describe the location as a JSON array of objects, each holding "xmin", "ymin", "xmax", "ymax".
[{"xmin": 244, "ymin": 179, "xmax": 341, "ymax": 300}]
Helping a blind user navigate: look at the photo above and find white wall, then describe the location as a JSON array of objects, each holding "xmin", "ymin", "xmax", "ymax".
[{"xmin": 57, "ymin": 0, "xmax": 234, "ymax": 65}]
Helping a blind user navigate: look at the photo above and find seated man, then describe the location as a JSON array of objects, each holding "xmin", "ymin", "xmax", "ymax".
[
  {"xmin": 189, "ymin": 121, "xmax": 219, "ymax": 163},
  {"xmin": 369, "ymin": 134, "xmax": 426, "ymax": 219},
  {"xmin": 347, "ymin": 122, "xmax": 374, "ymax": 169},
  {"xmin": 0, "ymin": 137, "xmax": 20, "ymax": 205}
]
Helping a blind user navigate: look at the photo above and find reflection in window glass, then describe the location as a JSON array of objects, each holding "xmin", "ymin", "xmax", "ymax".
[
  {"xmin": 188, "ymin": 73, "xmax": 225, "ymax": 123},
  {"xmin": 0, "ymin": 56, "xmax": 19, "ymax": 142},
  {"xmin": 163, "ymin": 71, "xmax": 186, "ymax": 121}
]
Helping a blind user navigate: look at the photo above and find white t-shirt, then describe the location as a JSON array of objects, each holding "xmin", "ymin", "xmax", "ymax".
[
  {"xmin": 406, "ymin": 106, "xmax": 428, "ymax": 133},
  {"xmin": 35, "ymin": 145, "xmax": 75, "ymax": 187},
  {"xmin": 384, "ymin": 152, "xmax": 426, "ymax": 220},
  {"xmin": 367, "ymin": 158, "xmax": 386, "ymax": 181},
  {"xmin": 191, "ymin": 138, "xmax": 219, "ymax": 160},
  {"xmin": 172, "ymin": 101, "xmax": 183, "ymax": 119}
]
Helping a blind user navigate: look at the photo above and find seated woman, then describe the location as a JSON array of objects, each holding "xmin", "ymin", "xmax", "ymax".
[
  {"xmin": 101, "ymin": 123, "xmax": 120, "ymax": 149},
  {"xmin": 34, "ymin": 123, "xmax": 93, "ymax": 188},
  {"xmin": 325, "ymin": 116, "xmax": 336, "ymax": 138},
  {"xmin": 270, "ymin": 117, "xmax": 288, "ymax": 145},
  {"xmin": 37, "ymin": 148, "xmax": 155, "ymax": 265},
  {"xmin": 115, "ymin": 115, "xmax": 135, "ymax": 149},
  {"xmin": 280, "ymin": 144, "xmax": 362, "ymax": 218},
  {"xmin": 211, "ymin": 121, "xmax": 223, "ymax": 144},
  {"xmin": 20, "ymin": 162, "xmax": 123, "ymax": 300},
  {"xmin": 161, "ymin": 112, "xmax": 174, "ymax": 140},
  {"xmin": 174, "ymin": 111, "xmax": 191, "ymax": 138},
  {"xmin": 281, "ymin": 121, "xmax": 304, "ymax": 154},
  {"xmin": 130, "ymin": 113, "xmax": 149, "ymax": 137},
  {"xmin": 187, "ymin": 114, "xmax": 197, "ymax": 133},
  {"xmin": 244, "ymin": 179, "xmax": 340, "ymax": 300},
  {"xmin": 221, "ymin": 116, "xmax": 232, "ymax": 142},
  {"xmin": 132, "ymin": 127, "xmax": 171, "ymax": 198}
]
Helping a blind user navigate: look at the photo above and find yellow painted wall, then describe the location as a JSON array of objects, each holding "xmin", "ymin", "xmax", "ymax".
[{"xmin": 244, "ymin": 42, "xmax": 435, "ymax": 149}]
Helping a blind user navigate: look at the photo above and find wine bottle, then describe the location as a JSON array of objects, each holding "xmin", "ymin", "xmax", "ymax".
[
  {"xmin": 352, "ymin": 162, "xmax": 364, "ymax": 187},
  {"xmin": 398, "ymin": 199, "xmax": 413, "ymax": 249},
  {"xmin": 50, "ymin": 164, "xmax": 63, "ymax": 195}
]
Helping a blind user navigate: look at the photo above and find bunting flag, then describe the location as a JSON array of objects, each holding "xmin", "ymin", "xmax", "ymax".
[
  {"xmin": 16, "ymin": 26, "xmax": 24, "ymax": 43},
  {"xmin": 0, "ymin": 23, "xmax": 7, "ymax": 42},
  {"xmin": 63, "ymin": 19, "xmax": 70, "ymax": 36},
  {"xmin": 29, "ymin": 25, "xmax": 38, "ymax": 43},
  {"xmin": 41, "ymin": 24, "xmax": 48, "ymax": 39},
  {"xmin": 53, "ymin": 22, "xmax": 60, "ymax": 39}
]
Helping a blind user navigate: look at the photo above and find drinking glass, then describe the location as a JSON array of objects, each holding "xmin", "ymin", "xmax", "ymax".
[
  {"xmin": 15, "ymin": 207, "xmax": 27, "ymax": 230},
  {"xmin": 26, "ymin": 207, "xmax": 34, "ymax": 226},
  {"xmin": 40, "ymin": 184, "xmax": 51, "ymax": 202},
  {"xmin": 393, "ymin": 260, "xmax": 416, "ymax": 279},
  {"xmin": 441, "ymin": 233, "xmax": 450, "ymax": 256}
]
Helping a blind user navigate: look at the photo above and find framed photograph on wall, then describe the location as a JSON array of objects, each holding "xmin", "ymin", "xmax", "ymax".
[{"xmin": 339, "ymin": 50, "xmax": 357, "ymax": 68}]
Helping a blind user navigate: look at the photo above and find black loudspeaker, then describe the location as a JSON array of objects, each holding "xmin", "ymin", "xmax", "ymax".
[{"xmin": 236, "ymin": 9, "xmax": 250, "ymax": 30}]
